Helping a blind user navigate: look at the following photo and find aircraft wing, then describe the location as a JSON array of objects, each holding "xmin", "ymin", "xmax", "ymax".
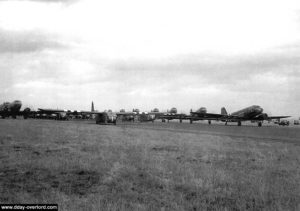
[
  {"xmin": 38, "ymin": 109, "xmax": 105, "ymax": 115},
  {"xmin": 159, "ymin": 114, "xmax": 187, "ymax": 120},
  {"xmin": 116, "ymin": 112, "xmax": 136, "ymax": 116},
  {"xmin": 220, "ymin": 115, "xmax": 290, "ymax": 122},
  {"xmin": 209, "ymin": 114, "xmax": 245, "ymax": 122},
  {"xmin": 79, "ymin": 111, "xmax": 105, "ymax": 114},
  {"xmin": 38, "ymin": 108, "xmax": 65, "ymax": 114},
  {"xmin": 187, "ymin": 116, "xmax": 224, "ymax": 121},
  {"xmin": 190, "ymin": 112, "xmax": 224, "ymax": 118},
  {"xmin": 267, "ymin": 116, "xmax": 290, "ymax": 120},
  {"xmin": 148, "ymin": 112, "xmax": 164, "ymax": 116}
]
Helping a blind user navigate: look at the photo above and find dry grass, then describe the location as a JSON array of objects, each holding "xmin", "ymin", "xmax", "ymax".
[{"xmin": 0, "ymin": 119, "xmax": 299, "ymax": 210}]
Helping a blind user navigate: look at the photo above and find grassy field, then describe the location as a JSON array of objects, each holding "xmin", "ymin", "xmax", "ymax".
[{"xmin": 0, "ymin": 119, "xmax": 299, "ymax": 210}]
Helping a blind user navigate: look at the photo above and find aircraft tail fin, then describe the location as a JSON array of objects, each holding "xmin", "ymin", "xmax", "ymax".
[
  {"xmin": 221, "ymin": 107, "xmax": 228, "ymax": 115},
  {"xmin": 91, "ymin": 101, "xmax": 95, "ymax": 112}
]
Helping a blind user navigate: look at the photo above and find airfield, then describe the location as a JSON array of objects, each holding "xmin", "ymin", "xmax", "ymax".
[{"xmin": 0, "ymin": 119, "xmax": 299, "ymax": 210}]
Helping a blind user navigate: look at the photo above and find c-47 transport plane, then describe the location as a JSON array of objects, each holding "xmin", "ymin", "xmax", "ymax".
[
  {"xmin": 0, "ymin": 100, "xmax": 31, "ymax": 119},
  {"xmin": 158, "ymin": 108, "xmax": 187, "ymax": 123},
  {"xmin": 188, "ymin": 107, "xmax": 224, "ymax": 124},
  {"xmin": 220, "ymin": 105, "xmax": 290, "ymax": 127}
]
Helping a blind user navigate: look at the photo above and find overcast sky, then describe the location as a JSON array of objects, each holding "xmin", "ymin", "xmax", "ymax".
[{"xmin": 0, "ymin": 0, "xmax": 299, "ymax": 117}]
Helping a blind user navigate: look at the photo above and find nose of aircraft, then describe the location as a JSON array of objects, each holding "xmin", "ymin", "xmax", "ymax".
[
  {"xmin": 9, "ymin": 100, "xmax": 22, "ymax": 112},
  {"xmin": 13, "ymin": 100, "xmax": 22, "ymax": 107}
]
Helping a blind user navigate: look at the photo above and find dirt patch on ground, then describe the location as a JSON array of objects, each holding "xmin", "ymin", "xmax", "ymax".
[
  {"xmin": 12, "ymin": 144, "xmax": 32, "ymax": 152},
  {"xmin": 0, "ymin": 139, "xmax": 34, "ymax": 153},
  {"xmin": 101, "ymin": 166, "xmax": 170, "ymax": 210},
  {"xmin": 0, "ymin": 142, "xmax": 71, "ymax": 158},
  {"xmin": 0, "ymin": 166, "xmax": 101, "ymax": 198},
  {"xmin": 174, "ymin": 183, "xmax": 266, "ymax": 210},
  {"xmin": 44, "ymin": 148, "xmax": 70, "ymax": 154},
  {"xmin": 54, "ymin": 170, "xmax": 101, "ymax": 195},
  {"xmin": 151, "ymin": 145, "xmax": 179, "ymax": 152},
  {"xmin": 175, "ymin": 155, "xmax": 212, "ymax": 164},
  {"xmin": 81, "ymin": 145, "xmax": 100, "ymax": 153}
]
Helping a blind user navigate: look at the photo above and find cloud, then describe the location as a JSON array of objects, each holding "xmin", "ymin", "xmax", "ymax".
[
  {"xmin": 0, "ymin": 0, "xmax": 300, "ymax": 116},
  {"xmin": 0, "ymin": 0, "xmax": 79, "ymax": 4},
  {"xmin": 107, "ymin": 48, "xmax": 300, "ymax": 86},
  {"xmin": 1, "ymin": 44, "xmax": 299, "ymax": 115},
  {"xmin": 0, "ymin": 29, "xmax": 67, "ymax": 54},
  {"xmin": 90, "ymin": 46, "xmax": 299, "ymax": 114}
]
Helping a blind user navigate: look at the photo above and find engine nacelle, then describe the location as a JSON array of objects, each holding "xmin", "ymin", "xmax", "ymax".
[
  {"xmin": 256, "ymin": 113, "xmax": 268, "ymax": 120},
  {"xmin": 170, "ymin": 107, "xmax": 177, "ymax": 114}
]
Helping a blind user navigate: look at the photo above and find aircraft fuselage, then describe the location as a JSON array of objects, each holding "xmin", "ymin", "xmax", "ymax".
[
  {"xmin": 231, "ymin": 105, "xmax": 264, "ymax": 120},
  {"xmin": 0, "ymin": 100, "xmax": 23, "ymax": 118}
]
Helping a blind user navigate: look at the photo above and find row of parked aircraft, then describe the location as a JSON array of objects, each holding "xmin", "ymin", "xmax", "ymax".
[
  {"xmin": 147, "ymin": 106, "xmax": 292, "ymax": 127},
  {"xmin": 0, "ymin": 100, "xmax": 293, "ymax": 127}
]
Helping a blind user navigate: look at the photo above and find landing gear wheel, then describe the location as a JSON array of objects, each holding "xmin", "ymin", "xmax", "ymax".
[
  {"xmin": 238, "ymin": 121, "xmax": 241, "ymax": 126},
  {"xmin": 208, "ymin": 120, "xmax": 211, "ymax": 125},
  {"xmin": 258, "ymin": 122, "xmax": 262, "ymax": 127}
]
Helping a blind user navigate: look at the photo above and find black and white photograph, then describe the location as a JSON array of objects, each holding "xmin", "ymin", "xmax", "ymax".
[{"xmin": 0, "ymin": 0, "xmax": 299, "ymax": 210}]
